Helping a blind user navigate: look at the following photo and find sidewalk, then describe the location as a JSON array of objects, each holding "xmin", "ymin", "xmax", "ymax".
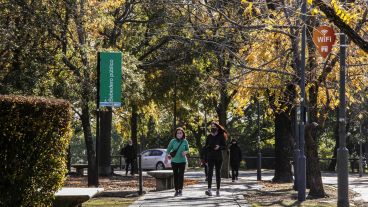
[
  {"xmin": 129, "ymin": 169, "xmax": 368, "ymax": 206},
  {"xmin": 129, "ymin": 175, "xmax": 260, "ymax": 207}
]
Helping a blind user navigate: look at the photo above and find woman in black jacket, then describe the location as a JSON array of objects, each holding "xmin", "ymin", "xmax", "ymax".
[
  {"xmin": 204, "ymin": 122, "xmax": 227, "ymax": 197},
  {"xmin": 229, "ymin": 139, "xmax": 242, "ymax": 182}
]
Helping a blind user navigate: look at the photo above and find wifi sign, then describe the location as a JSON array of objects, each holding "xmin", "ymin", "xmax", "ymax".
[{"xmin": 312, "ymin": 26, "xmax": 336, "ymax": 59}]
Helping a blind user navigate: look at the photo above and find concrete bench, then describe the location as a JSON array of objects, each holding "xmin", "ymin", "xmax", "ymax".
[
  {"xmin": 71, "ymin": 164, "xmax": 88, "ymax": 176},
  {"xmin": 71, "ymin": 164, "xmax": 121, "ymax": 176},
  {"xmin": 147, "ymin": 170, "xmax": 174, "ymax": 191},
  {"xmin": 53, "ymin": 187, "xmax": 104, "ymax": 207}
]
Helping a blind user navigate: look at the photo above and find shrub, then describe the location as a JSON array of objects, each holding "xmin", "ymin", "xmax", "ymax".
[{"xmin": 0, "ymin": 95, "xmax": 72, "ymax": 207}]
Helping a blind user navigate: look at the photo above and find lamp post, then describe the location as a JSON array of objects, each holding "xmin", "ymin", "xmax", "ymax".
[
  {"xmin": 293, "ymin": 107, "xmax": 301, "ymax": 190},
  {"xmin": 298, "ymin": 0, "xmax": 307, "ymax": 201},
  {"xmin": 337, "ymin": 13, "xmax": 349, "ymax": 206},
  {"xmin": 257, "ymin": 98, "xmax": 262, "ymax": 181},
  {"xmin": 359, "ymin": 121, "xmax": 363, "ymax": 177}
]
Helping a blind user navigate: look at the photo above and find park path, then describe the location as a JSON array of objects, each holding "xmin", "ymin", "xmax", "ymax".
[{"xmin": 129, "ymin": 169, "xmax": 368, "ymax": 206}]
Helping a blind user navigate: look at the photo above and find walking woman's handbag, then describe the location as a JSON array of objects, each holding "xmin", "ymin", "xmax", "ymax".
[{"xmin": 170, "ymin": 140, "xmax": 183, "ymax": 157}]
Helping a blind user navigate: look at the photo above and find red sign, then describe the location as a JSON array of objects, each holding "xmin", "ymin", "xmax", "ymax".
[{"xmin": 312, "ymin": 26, "xmax": 336, "ymax": 59}]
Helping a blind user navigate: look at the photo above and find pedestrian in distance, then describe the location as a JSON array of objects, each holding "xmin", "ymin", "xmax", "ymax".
[
  {"xmin": 204, "ymin": 122, "xmax": 227, "ymax": 197},
  {"xmin": 120, "ymin": 139, "xmax": 136, "ymax": 176},
  {"xmin": 229, "ymin": 138, "xmax": 242, "ymax": 182},
  {"xmin": 165, "ymin": 127, "xmax": 189, "ymax": 197}
]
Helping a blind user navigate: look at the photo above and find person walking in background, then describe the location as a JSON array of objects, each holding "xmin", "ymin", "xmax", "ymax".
[
  {"xmin": 165, "ymin": 127, "xmax": 189, "ymax": 197},
  {"xmin": 229, "ymin": 139, "xmax": 242, "ymax": 182},
  {"xmin": 204, "ymin": 122, "xmax": 227, "ymax": 197},
  {"xmin": 120, "ymin": 139, "xmax": 136, "ymax": 176},
  {"xmin": 200, "ymin": 145, "xmax": 208, "ymax": 181}
]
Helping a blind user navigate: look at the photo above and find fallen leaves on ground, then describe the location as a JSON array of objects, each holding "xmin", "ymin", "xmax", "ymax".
[
  {"xmin": 64, "ymin": 174, "xmax": 198, "ymax": 192},
  {"xmin": 244, "ymin": 181, "xmax": 362, "ymax": 207}
]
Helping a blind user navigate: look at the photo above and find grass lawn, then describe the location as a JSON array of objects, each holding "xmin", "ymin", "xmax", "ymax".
[
  {"xmin": 245, "ymin": 182, "xmax": 361, "ymax": 207},
  {"xmin": 82, "ymin": 197, "xmax": 137, "ymax": 207}
]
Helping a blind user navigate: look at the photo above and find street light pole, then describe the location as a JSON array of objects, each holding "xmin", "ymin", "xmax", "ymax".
[
  {"xmin": 257, "ymin": 98, "xmax": 262, "ymax": 181},
  {"xmin": 359, "ymin": 121, "xmax": 363, "ymax": 177},
  {"xmin": 337, "ymin": 15, "xmax": 349, "ymax": 206},
  {"xmin": 298, "ymin": 0, "xmax": 307, "ymax": 201},
  {"xmin": 293, "ymin": 107, "xmax": 300, "ymax": 190}
]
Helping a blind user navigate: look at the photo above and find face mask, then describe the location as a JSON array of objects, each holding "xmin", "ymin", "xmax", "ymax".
[
  {"xmin": 232, "ymin": 142, "xmax": 236, "ymax": 145},
  {"xmin": 211, "ymin": 128, "xmax": 218, "ymax": 134}
]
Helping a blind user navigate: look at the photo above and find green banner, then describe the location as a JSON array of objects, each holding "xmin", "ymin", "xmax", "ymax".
[{"xmin": 99, "ymin": 52, "xmax": 122, "ymax": 107}]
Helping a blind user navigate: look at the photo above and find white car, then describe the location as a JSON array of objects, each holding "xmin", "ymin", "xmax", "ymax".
[{"xmin": 141, "ymin": 149, "xmax": 171, "ymax": 170}]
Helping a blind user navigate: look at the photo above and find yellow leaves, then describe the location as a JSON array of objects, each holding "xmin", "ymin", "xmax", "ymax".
[
  {"xmin": 241, "ymin": 0, "xmax": 253, "ymax": 17},
  {"xmin": 307, "ymin": 0, "xmax": 313, "ymax": 5},
  {"xmin": 311, "ymin": 8, "xmax": 320, "ymax": 16},
  {"xmin": 330, "ymin": 0, "xmax": 352, "ymax": 24}
]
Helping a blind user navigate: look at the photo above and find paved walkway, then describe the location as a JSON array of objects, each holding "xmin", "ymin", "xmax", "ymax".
[
  {"xmin": 129, "ymin": 169, "xmax": 368, "ymax": 206},
  {"xmin": 130, "ymin": 174, "xmax": 260, "ymax": 207}
]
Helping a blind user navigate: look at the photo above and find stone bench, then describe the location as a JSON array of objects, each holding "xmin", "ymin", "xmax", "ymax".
[
  {"xmin": 147, "ymin": 170, "xmax": 174, "ymax": 191},
  {"xmin": 71, "ymin": 164, "xmax": 121, "ymax": 176},
  {"xmin": 53, "ymin": 187, "xmax": 104, "ymax": 207}
]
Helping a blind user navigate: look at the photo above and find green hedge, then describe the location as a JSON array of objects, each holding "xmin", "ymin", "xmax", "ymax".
[{"xmin": 0, "ymin": 95, "xmax": 72, "ymax": 207}]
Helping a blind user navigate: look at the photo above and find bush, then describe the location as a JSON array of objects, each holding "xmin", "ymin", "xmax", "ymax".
[{"xmin": 0, "ymin": 95, "xmax": 72, "ymax": 207}]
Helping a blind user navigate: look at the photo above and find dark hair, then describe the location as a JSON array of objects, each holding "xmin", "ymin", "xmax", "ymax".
[
  {"xmin": 174, "ymin": 127, "xmax": 186, "ymax": 139},
  {"xmin": 211, "ymin": 122, "xmax": 228, "ymax": 140}
]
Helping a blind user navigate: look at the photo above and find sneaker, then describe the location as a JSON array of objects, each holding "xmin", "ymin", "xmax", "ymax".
[
  {"xmin": 178, "ymin": 189, "xmax": 182, "ymax": 196},
  {"xmin": 174, "ymin": 190, "xmax": 179, "ymax": 197},
  {"xmin": 236, "ymin": 177, "xmax": 238, "ymax": 180},
  {"xmin": 232, "ymin": 180, "xmax": 235, "ymax": 182},
  {"xmin": 216, "ymin": 189, "xmax": 220, "ymax": 197},
  {"xmin": 205, "ymin": 189, "xmax": 212, "ymax": 196}
]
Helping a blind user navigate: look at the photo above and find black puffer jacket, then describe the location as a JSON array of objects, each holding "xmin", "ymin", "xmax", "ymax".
[
  {"xmin": 229, "ymin": 143, "xmax": 242, "ymax": 165},
  {"xmin": 121, "ymin": 144, "xmax": 136, "ymax": 161},
  {"xmin": 204, "ymin": 133, "xmax": 226, "ymax": 161}
]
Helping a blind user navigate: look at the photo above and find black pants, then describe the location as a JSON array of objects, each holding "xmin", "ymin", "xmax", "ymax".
[
  {"xmin": 207, "ymin": 159, "xmax": 222, "ymax": 189},
  {"xmin": 125, "ymin": 159, "xmax": 134, "ymax": 175},
  {"xmin": 204, "ymin": 163, "xmax": 208, "ymax": 178},
  {"xmin": 231, "ymin": 164, "xmax": 239, "ymax": 180},
  {"xmin": 172, "ymin": 162, "xmax": 186, "ymax": 191}
]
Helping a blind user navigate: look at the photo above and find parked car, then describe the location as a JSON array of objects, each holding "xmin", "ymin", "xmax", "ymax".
[{"xmin": 141, "ymin": 149, "xmax": 171, "ymax": 170}]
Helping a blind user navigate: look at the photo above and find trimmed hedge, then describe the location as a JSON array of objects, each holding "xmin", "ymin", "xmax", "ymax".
[{"xmin": 0, "ymin": 95, "xmax": 72, "ymax": 207}]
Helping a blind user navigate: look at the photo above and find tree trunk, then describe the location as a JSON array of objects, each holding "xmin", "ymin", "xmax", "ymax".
[
  {"xmin": 216, "ymin": 80, "xmax": 230, "ymax": 178},
  {"xmin": 80, "ymin": 103, "xmax": 97, "ymax": 186},
  {"xmin": 305, "ymin": 84, "xmax": 326, "ymax": 197},
  {"xmin": 272, "ymin": 110, "xmax": 294, "ymax": 183},
  {"xmin": 99, "ymin": 107, "xmax": 112, "ymax": 176},
  {"xmin": 305, "ymin": 125, "xmax": 325, "ymax": 197},
  {"xmin": 328, "ymin": 109, "xmax": 339, "ymax": 171},
  {"xmin": 131, "ymin": 104, "xmax": 139, "ymax": 174},
  {"xmin": 304, "ymin": 15, "xmax": 326, "ymax": 197}
]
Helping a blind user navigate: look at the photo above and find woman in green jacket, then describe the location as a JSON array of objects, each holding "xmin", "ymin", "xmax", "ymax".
[{"xmin": 165, "ymin": 127, "xmax": 189, "ymax": 197}]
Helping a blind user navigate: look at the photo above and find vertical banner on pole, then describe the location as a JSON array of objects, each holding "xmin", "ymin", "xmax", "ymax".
[
  {"xmin": 99, "ymin": 52, "xmax": 122, "ymax": 107},
  {"xmin": 95, "ymin": 51, "xmax": 122, "ymax": 186}
]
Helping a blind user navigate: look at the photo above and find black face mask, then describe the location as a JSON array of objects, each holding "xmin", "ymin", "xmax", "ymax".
[{"xmin": 211, "ymin": 128, "xmax": 218, "ymax": 134}]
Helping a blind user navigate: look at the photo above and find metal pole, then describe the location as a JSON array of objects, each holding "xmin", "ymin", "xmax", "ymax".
[
  {"xmin": 298, "ymin": 0, "xmax": 307, "ymax": 201},
  {"xmin": 138, "ymin": 154, "xmax": 143, "ymax": 195},
  {"xmin": 359, "ymin": 121, "xmax": 363, "ymax": 177},
  {"xmin": 337, "ymin": 9, "xmax": 349, "ymax": 205},
  {"xmin": 257, "ymin": 98, "xmax": 262, "ymax": 181},
  {"xmin": 294, "ymin": 107, "xmax": 300, "ymax": 191}
]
